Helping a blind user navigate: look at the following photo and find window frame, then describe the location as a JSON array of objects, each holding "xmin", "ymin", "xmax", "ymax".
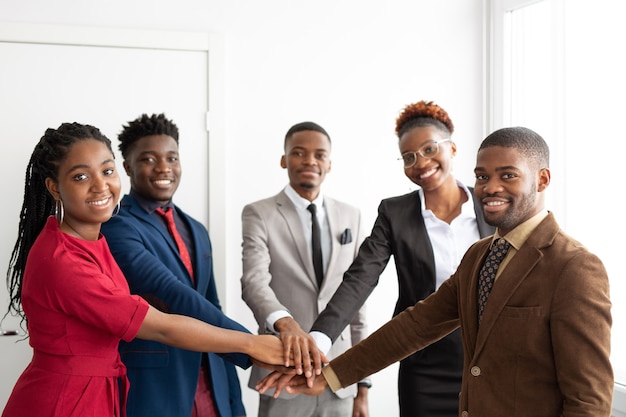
[{"xmin": 486, "ymin": 0, "xmax": 623, "ymax": 413}]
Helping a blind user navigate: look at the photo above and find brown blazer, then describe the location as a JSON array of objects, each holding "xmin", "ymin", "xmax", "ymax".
[{"xmin": 327, "ymin": 212, "xmax": 613, "ymax": 416}]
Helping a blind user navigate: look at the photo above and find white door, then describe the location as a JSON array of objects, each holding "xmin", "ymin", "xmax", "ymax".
[{"xmin": 0, "ymin": 22, "xmax": 216, "ymax": 406}]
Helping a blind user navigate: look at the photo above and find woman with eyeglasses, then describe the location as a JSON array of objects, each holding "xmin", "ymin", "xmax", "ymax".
[
  {"xmin": 2, "ymin": 122, "xmax": 288, "ymax": 417},
  {"xmin": 353, "ymin": 100, "xmax": 493, "ymax": 416},
  {"xmin": 278, "ymin": 100, "xmax": 496, "ymax": 417}
]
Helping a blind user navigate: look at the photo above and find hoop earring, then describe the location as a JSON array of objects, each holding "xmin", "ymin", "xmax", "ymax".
[
  {"xmin": 55, "ymin": 199, "xmax": 64, "ymax": 226},
  {"xmin": 111, "ymin": 201, "xmax": 121, "ymax": 217}
]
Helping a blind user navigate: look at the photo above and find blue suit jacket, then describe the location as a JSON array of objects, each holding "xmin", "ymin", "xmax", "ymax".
[{"xmin": 101, "ymin": 194, "xmax": 251, "ymax": 417}]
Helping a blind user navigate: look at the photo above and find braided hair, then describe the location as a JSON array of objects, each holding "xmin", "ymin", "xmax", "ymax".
[
  {"xmin": 5, "ymin": 122, "xmax": 114, "ymax": 322},
  {"xmin": 395, "ymin": 100, "xmax": 454, "ymax": 139}
]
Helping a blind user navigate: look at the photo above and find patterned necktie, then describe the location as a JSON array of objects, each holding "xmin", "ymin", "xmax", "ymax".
[
  {"xmin": 477, "ymin": 237, "xmax": 511, "ymax": 322},
  {"xmin": 307, "ymin": 203, "xmax": 324, "ymax": 287},
  {"xmin": 156, "ymin": 207, "xmax": 195, "ymax": 282}
]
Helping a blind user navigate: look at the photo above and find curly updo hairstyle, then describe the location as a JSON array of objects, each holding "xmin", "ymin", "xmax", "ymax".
[{"xmin": 395, "ymin": 100, "xmax": 454, "ymax": 139}]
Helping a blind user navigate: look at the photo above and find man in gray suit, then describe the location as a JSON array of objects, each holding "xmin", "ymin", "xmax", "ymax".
[{"xmin": 240, "ymin": 121, "xmax": 370, "ymax": 417}]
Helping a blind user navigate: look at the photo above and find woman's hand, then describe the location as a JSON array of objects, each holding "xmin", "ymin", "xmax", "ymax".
[{"xmin": 247, "ymin": 334, "xmax": 290, "ymax": 366}]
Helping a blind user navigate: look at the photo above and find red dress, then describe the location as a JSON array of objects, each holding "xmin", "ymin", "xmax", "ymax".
[{"xmin": 2, "ymin": 217, "xmax": 149, "ymax": 417}]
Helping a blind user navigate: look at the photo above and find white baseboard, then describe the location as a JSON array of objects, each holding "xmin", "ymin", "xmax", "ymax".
[{"xmin": 613, "ymin": 383, "xmax": 626, "ymax": 417}]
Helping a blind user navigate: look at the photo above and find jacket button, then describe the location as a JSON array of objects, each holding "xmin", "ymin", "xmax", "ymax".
[
  {"xmin": 461, "ymin": 411, "xmax": 469, "ymax": 417},
  {"xmin": 470, "ymin": 366, "xmax": 481, "ymax": 376}
]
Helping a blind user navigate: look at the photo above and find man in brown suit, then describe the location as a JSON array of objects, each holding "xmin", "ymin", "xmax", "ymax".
[{"xmin": 261, "ymin": 126, "xmax": 613, "ymax": 416}]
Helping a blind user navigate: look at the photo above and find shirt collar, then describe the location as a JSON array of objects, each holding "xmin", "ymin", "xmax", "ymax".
[
  {"xmin": 495, "ymin": 209, "xmax": 549, "ymax": 250},
  {"xmin": 284, "ymin": 184, "xmax": 324, "ymax": 210},
  {"xmin": 419, "ymin": 180, "xmax": 476, "ymax": 220},
  {"xmin": 130, "ymin": 189, "xmax": 175, "ymax": 214}
]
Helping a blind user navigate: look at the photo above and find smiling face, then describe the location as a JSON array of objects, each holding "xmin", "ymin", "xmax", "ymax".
[
  {"xmin": 474, "ymin": 145, "xmax": 550, "ymax": 236},
  {"xmin": 280, "ymin": 130, "xmax": 332, "ymax": 201},
  {"xmin": 399, "ymin": 125, "xmax": 456, "ymax": 191},
  {"xmin": 123, "ymin": 134, "xmax": 181, "ymax": 206},
  {"xmin": 45, "ymin": 138, "xmax": 121, "ymax": 240}
]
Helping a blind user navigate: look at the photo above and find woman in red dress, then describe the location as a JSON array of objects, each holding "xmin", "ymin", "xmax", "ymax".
[{"xmin": 1, "ymin": 123, "xmax": 288, "ymax": 417}]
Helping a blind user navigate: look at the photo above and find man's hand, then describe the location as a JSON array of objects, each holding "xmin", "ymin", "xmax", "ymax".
[
  {"xmin": 352, "ymin": 385, "xmax": 369, "ymax": 417},
  {"xmin": 255, "ymin": 371, "xmax": 297, "ymax": 398},
  {"xmin": 285, "ymin": 373, "xmax": 328, "ymax": 396},
  {"xmin": 256, "ymin": 371, "xmax": 329, "ymax": 397},
  {"xmin": 273, "ymin": 317, "xmax": 326, "ymax": 382}
]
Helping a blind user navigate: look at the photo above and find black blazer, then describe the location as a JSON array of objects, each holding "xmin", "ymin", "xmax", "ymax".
[{"xmin": 311, "ymin": 187, "xmax": 494, "ymax": 341}]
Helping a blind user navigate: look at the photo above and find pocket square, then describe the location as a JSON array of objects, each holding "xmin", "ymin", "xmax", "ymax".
[{"xmin": 340, "ymin": 228, "xmax": 352, "ymax": 245}]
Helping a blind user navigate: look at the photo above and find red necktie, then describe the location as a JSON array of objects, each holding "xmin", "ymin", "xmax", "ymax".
[{"xmin": 156, "ymin": 207, "xmax": 195, "ymax": 282}]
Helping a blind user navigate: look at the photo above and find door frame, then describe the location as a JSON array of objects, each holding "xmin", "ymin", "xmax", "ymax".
[{"xmin": 0, "ymin": 21, "xmax": 228, "ymax": 300}]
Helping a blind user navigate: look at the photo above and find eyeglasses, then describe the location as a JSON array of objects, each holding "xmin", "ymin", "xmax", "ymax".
[{"xmin": 398, "ymin": 138, "xmax": 451, "ymax": 169}]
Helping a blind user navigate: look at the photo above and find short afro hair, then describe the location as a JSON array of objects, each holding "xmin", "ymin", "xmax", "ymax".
[
  {"xmin": 284, "ymin": 121, "xmax": 331, "ymax": 149},
  {"xmin": 118, "ymin": 113, "xmax": 179, "ymax": 159},
  {"xmin": 479, "ymin": 126, "xmax": 549, "ymax": 169}
]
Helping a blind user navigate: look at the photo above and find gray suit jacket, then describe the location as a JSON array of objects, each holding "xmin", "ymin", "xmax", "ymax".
[{"xmin": 241, "ymin": 189, "xmax": 367, "ymax": 399}]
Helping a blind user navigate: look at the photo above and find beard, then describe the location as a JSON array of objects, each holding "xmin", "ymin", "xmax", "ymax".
[{"xmin": 485, "ymin": 182, "xmax": 538, "ymax": 232}]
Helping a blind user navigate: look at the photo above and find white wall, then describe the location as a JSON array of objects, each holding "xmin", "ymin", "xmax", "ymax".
[{"xmin": 0, "ymin": 1, "xmax": 485, "ymax": 415}]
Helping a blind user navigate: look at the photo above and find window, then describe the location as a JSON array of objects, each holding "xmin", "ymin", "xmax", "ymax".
[{"xmin": 489, "ymin": 0, "xmax": 626, "ymax": 412}]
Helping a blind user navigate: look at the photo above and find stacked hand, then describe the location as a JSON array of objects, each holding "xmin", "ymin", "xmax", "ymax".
[
  {"xmin": 252, "ymin": 319, "xmax": 369, "ymax": 416},
  {"xmin": 255, "ymin": 369, "xmax": 328, "ymax": 397},
  {"xmin": 248, "ymin": 320, "xmax": 327, "ymax": 375},
  {"xmin": 249, "ymin": 334, "xmax": 291, "ymax": 366},
  {"xmin": 276, "ymin": 317, "xmax": 328, "ymax": 376},
  {"xmin": 250, "ymin": 317, "xmax": 329, "ymax": 397}
]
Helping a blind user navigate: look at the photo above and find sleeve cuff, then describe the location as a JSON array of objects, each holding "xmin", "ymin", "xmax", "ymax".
[
  {"xmin": 357, "ymin": 379, "xmax": 372, "ymax": 389},
  {"xmin": 321, "ymin": 365, "xmax": 343, "ymax": 392},
  {"xmin": 309, "ymin": 331, "xmax": 332, "ymax": 356},
  {"xmin": 265, "ymin": 310, "xmax": 292, "ymax": 334}
]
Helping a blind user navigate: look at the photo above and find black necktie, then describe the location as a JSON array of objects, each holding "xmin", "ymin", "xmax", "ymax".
[
  {"xmin": 307, "ymin": 204, "xmax": 324, "ymax": 287},
  {"xmin": 477, "ymin": 238, "xmax": 511, "ymax": 322}
]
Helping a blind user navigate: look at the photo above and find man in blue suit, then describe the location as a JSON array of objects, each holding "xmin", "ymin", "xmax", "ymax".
[{"xmin": 102, "ymin": 113, "xmax": 249, "ymax": 417}]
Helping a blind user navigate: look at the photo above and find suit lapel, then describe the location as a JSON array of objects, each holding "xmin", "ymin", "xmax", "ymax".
[
  {"xmin": 465, "ymin": 238, "xmax": 491, "ymax": 352},
  {"xmin": 322, "ymin": 198, "xmax": 340, "ymax": 290},
  {"xmin": 474, "ymin": 244, "xmax": 543, "ymax": 352},
  {"xmin": 406, "ymin": 192, "xmax": 436, "ymax": 276},
  {"xmin": 174, "ymin": 205, "xmax": 208, "ymax": 292},
  {"xmin": 474, "ymin": 214, "xmax": 559, "ymax": 353},
  {"xmin": 124, "ymin": 195, "xmax": 196, "ymax": 288},
  {"xmin": 125, "ymin": 196, "xmax": 174, "ymax": 249},
  {"xmin": 275, "ymin": 192, "xmax": 318, "ymax": 288}
]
